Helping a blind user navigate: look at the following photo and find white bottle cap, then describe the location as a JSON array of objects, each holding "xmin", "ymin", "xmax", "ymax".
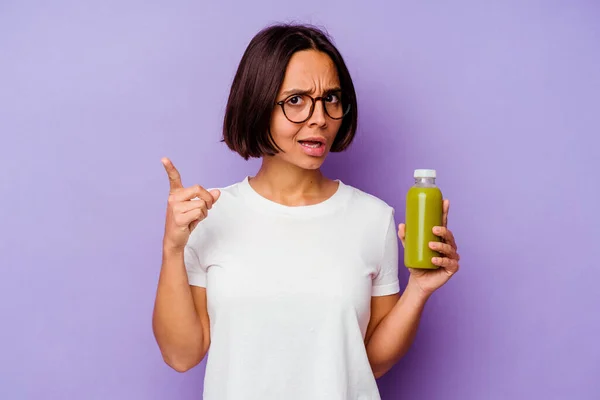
[{"xmin": 414, "ymin": 169, "xmax": 436, "ymax": 178}]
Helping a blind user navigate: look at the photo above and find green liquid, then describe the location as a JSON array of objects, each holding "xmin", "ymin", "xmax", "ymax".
[{"xmin": 404, "ymin": 186, "xmax": 443, "ymax": 269}]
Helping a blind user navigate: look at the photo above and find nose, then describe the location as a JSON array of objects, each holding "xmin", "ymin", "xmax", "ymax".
[{"xmin": 308, "ymin": 99, "xmax": 327, "ymax": 128}]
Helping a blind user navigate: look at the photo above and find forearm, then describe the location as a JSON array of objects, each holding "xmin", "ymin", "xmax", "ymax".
[
  {"xmin": 366, "ymin": 278, "xmax": 429, "ymax": 378},
  {"xmin": 152, "ymin": 248, "xmax": 205, "ymax": 370}
]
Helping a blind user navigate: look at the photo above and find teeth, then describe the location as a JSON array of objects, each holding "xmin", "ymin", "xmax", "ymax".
[{"xmin": 300, "ymin": 141, "xmax": 321, "ymax": 148}]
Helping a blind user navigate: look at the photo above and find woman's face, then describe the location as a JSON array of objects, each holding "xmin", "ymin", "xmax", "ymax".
[{"xmin": 269, "ymin": 50, "xmax": 344, "ymax": 170}]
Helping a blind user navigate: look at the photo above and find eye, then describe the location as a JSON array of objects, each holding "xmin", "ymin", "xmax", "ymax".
[
  {"xmin": 325, "ymin": 93, "xmax": 340, "ymax": 103},
  {"xmin": 286, "ymin": 95, "xmax": 304, "ymax": 106}
]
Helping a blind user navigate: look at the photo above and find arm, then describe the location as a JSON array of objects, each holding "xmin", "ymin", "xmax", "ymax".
[
  {"xmin": 152, "ymin": 249, "xmax": 210, "ymax": 372},
  {"xmin": 152, "ymin": 158, "xmax": 218, "ymax": 372},
  {"xmin": 365, "ymin": 279, "xmax": 429, "ymax": 378},
  {"xmin": 366, "ymin": 200, "xmax": 460, "ymax": 378}
]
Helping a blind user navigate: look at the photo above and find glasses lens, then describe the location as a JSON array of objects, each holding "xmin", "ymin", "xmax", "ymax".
[
  {"xmin": 283, "ymin": 95, "xmax": 312, "ymax": 123},
  {"xmin": 324, "ymin": 92, "xmax": 345, "ymax": 119},
  {"xmin": 282, "ymin": 92, "xmax": 349, "ymax": 122}
]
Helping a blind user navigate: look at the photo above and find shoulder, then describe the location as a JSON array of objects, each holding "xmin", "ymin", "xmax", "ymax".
[
  {"xmin": 338, "ymin": 181, "xmax": 396, "ymax": 240},
  {"xmin": 192, "ymin": 178, "xmax": 247, "ymax": 227},
  {"xmin": 186, "ymin": 178, "xmax": 246, "ymax": 246},
  {"xmin": 202, "ymin": 178, "xmax": 248, "ymax": 219},
  {"xmin": 210, "ymin": 179, "xmax": 246, "ymax": 203},
  {"xmin": 338, "ymin": 182, "xmax": 397, "ymax": 260},
  {"xmin": 342, "ymin": 182, "xmax": 395, "ymax": 219}
]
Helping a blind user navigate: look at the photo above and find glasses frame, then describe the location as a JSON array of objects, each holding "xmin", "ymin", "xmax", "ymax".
[{"xmin": 276, "ymin": 92, "xmax": 351, "ymax": 124}]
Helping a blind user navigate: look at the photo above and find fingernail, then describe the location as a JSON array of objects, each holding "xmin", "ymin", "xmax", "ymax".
[
  {"xmin": 429, "ymin": 242, "xmax": 436, "ymax": 248},
  {"xmin": 432, "ymin": 257, "xmax": 440, "ymax": 263},
  {"xmin": 433, "ymin": 227, "xmax": 441, "ymax": 233}
]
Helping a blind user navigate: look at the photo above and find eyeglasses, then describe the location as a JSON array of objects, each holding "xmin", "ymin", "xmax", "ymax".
[{"xmin": 276, "ymin": 91, "xmax": 351, "ymax": 124}]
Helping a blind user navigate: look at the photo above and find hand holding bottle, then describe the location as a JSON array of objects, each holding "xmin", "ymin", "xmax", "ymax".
[{"xmin": 398, "ymin": 169, "xmax": 460, "ymax": 296}]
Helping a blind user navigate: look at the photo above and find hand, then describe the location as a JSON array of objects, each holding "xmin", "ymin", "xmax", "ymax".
[
  {"xmin": 397, "ymin": 199, "xmax": 460, "ymax": 297},
  {"xmin": 161, "ymin": 157, "xmax": 220, "ymax": 253}
]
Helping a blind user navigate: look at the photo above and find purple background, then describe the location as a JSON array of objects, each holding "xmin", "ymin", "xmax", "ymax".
[{"xmin": 1, "ymin": 1, "xmax": 599, "ymax": 399}]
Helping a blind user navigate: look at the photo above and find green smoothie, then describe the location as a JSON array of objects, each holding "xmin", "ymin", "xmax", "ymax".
[{"xmin": 404, "ymin": 169, "xmax": 443, "ymax": 269}]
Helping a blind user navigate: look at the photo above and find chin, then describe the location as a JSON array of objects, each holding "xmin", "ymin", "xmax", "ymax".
[
  {"xmin": 300, "ymin": 161, "xmax": 325, "ymax": 170},
  {"xmin": 295, "ymin": 155, "xmax": 327, "ymax": 170},
  {"xmin": 274, "ymin": 147, "xmax": 330, "ymax": 170}
]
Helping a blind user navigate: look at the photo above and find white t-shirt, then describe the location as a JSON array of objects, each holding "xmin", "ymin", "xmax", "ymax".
[{"xmin": 184, "ymin": 177, "xmax": 400, "ymax": 400}]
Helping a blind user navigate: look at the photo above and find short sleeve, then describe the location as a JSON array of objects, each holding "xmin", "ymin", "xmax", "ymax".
[
  {"xmin": 184, "ymin": 233, "xmax": 207, "ymax": 288},
  {"xmin": 372, "ymin": 210, "xmax": 400, "ymax": 296}
]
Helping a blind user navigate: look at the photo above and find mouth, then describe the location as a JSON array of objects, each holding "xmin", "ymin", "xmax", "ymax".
[
  {"xmin": 297, "ymin": 138, "xmax": 326, "ymax": 149},
  {"xmin": 297, "ymin": 137, "xmax": 327, "ymax": 157}
]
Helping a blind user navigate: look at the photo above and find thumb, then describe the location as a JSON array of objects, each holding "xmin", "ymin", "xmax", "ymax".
[
  {"xmin": 209, "ymin": 189, "xmax": 221, "ymax": 203},
  {"xmin": 397, "ymin": 223, "xmax": 406, "ymax": 248}
]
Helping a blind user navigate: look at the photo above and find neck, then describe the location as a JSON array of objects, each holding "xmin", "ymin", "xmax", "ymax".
[{"xmin": 249, "ymin": 156, "xmax": 334, "ymax": 205}]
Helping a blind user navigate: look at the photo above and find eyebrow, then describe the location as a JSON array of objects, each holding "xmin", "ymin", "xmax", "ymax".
[{"xmin": 280, "ymin": 86, "xmax": 342, "ymax": 98}]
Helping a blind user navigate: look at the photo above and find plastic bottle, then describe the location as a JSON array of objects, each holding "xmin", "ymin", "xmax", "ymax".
[{"xmin": 404, "ymin": 169, "xmax": 443, "ymax": 269}]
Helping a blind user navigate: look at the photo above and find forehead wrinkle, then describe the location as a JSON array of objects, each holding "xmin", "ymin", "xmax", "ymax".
[{"xmin": 279, "ymin": 51, "xmax": 340, "ymax": 97}]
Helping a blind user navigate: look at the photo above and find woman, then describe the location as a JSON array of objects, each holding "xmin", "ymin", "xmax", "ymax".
[{"xmin": 152, "ymin": 23, "xmax": 460, "ymax": 400}]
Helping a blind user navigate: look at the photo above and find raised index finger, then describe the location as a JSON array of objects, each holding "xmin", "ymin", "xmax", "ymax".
[{"xmin": 161, "ymin": 157, "xmax": 183, "ymax": 191}]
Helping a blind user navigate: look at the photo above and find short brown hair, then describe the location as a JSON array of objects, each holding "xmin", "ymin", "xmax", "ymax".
[{"xmin": 222, "ymin": 23, "xmax": 358, "ymax": 160}]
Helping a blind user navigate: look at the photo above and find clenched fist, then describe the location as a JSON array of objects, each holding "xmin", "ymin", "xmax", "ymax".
[{"xmin": 161, "ymin": 157, "xmax": 220, "ymax": 253}]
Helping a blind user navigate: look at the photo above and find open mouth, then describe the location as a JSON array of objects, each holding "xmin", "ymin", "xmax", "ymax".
[
  {"xmin": 297, "ymin": 137, "xmax": 327, "ymax": 157},
  {"xmin": 298, "ymin": 140, "xmax": 324, "ymax": 149}
]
